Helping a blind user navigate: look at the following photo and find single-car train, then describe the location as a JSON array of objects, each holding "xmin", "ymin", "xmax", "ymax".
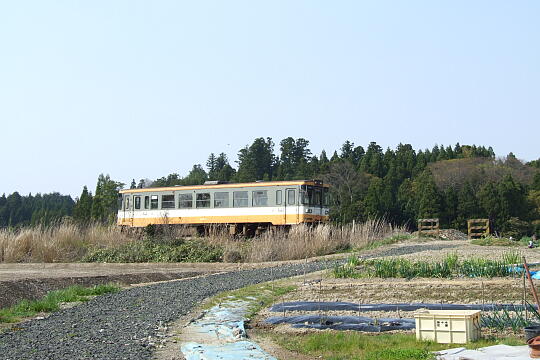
[{"xmin": 117, "ymin": 180, "xmax": 330, "ymax": 234}]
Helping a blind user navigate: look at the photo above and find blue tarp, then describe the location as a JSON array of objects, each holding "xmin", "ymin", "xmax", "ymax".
[
  {"xmin": 510, "ymin": 266, "xmax": 540, "ymax": 280},
  {"xmin": 180, "ymin": 300, "xmax": 277, "ymax": 360},
  {"xmin": 182, "ymin": 341, "xmax": 276, "ymax": 360}
]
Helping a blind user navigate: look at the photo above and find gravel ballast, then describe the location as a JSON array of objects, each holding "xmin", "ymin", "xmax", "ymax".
[{"xmin": 0, "ymin": 262, "xmax": 331, "ymax": 360}]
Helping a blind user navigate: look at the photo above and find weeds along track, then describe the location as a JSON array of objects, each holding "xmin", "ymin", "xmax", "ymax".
[{"xmin": 0, "ymin": 262, "xmax": 331, "ymax": 360}]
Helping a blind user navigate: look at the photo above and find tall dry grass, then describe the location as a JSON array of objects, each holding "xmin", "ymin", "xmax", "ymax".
[
  {"xmin": 243, "ymin": 219, "xmax": 409, "ymax": 262},
  {"xmin": 0, "ymin": 221, "xmax": 133, "ymax": 263},
  {"xmin": 0, "ymin": 218, "xmax": 410, "ymax": 263}
]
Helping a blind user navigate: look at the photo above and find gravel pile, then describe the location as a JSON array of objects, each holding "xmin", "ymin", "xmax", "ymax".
[
  {"xmin": 439, "ymin": 229, "xmax": 469, "ymax": 241},
  {"xmin": 0, "ymin": 261, "xmax": 332, "ymax": 360}
]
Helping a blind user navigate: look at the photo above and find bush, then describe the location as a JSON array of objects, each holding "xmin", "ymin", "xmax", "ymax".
[
  {"xmin": 223, "ymin": 249, "xmax": 243, "ymax": 263},
  {"xmin": 83, "ymin": 239, "xmax": 223, "ymax": 263},
  {"xmin": 503, "ymin": 217, "xmax": 533, "ymax": 239}
]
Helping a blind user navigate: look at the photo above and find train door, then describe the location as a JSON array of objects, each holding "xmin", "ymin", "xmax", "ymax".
[
  {"xmin": 128, "ymin": 195, "xmax": 135, "ymax": 226},
  {"xmin": 314, "ymin": 187, "xmax": 323, "ymax": 218},
  {"xmin": 123, "ymin": 195, "xmax": 132, "ymax": 226},
  {"xmin": 285, "ymin": 188, "xmax": 298, "ymax": 224}
]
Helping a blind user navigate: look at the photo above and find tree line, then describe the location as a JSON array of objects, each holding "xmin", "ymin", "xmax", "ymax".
[
  {"xmin": 133, "ymin": 138, "xmax": 540, "ymax": 237},
  {"xmin": 2, "ymin": 138, "xmax": 540, "ymax": 238}
]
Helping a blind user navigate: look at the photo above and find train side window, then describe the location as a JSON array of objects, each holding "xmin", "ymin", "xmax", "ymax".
[
  {"xmin": 233, "ymin": 191, "xmax": 248, "ymax": 207},
  {"xmin": 178, "ymin": 193, "xmax": 193, "ymax": 208},
  {"xmin": 125, "ymin": 196, "xmax": 130, "ymax": 210},
  {"xmin": 134, "ymin": 196, "xmax": 141, "ymax": 210},
  {"xmin": 161, "ymin": 195, "xmax": 175, "ymax": 209},
  {"xmin": 214, "ymin": 192, "xmax": 229, "ymax": 208},
  {"xmin": 196, "ymin": 193, "xmax": 211, "ymax": 208},
  {"xmin": 252, "ymin": 190, "xmax": 268, "ymax": 206},
  {"xmin": 287, "ymin": 189, "xmax": 296, "ymax": 205},
  {"xmin": 144, "ymin": 196, "xmax": 150, "ymax": 209},
  {"xmin": 150, "ymin": 195, "xmax": 158, "ymax": 209},
  {"xmin": 276, "ymin": 190, "xmax": 282, "ymax": 205}
]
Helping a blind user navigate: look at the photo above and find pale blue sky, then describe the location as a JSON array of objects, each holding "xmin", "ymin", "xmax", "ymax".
[{"xmin": 1, "ymin": 1, "xmax": 539, "ymax": 197}]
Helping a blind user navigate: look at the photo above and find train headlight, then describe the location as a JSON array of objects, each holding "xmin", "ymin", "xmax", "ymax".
[{"xmin": 305, "ymin": 208, "xmax": 312, "ymax": 213}]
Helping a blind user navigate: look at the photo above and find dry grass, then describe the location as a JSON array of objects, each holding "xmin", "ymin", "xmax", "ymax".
[
  {"xmin": 0, "ymin": 221, "xmax": 133, "ymax": 263},
  {"xmin": 0, "ymin": 219, "xmax": 409, "ymax": 263},
  {"xmin": 211, "ymin": 219, "xmax": 409, "ymax": 262}
]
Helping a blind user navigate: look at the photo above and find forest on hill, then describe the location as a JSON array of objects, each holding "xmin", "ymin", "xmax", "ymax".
[{"xmin": 2, "ymin": 138, "xmax": 540, "ymax": 237}]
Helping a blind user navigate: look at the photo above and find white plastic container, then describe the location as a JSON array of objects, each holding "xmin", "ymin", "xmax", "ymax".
[{"xmin": 414, "ymin": 310, "xmax": 481, "ymax": 344}]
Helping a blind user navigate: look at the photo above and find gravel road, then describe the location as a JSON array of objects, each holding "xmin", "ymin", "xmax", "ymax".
[{"xmin": 0, "ymin": 261, "xmax": 332, "ymax": 360}]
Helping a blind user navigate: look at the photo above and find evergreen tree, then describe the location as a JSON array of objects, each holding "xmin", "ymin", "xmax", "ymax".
[
  {"xmin": 364, "ymin": 177, "xmax": 385, "ymax": 218},
  {"xmin": 478, "ymin": 182, "xmax": 501, "ymax": 227},
  {"xmin": 91, "ymin": 174, "xmax": 124, "ymax": 223},
  {"xmin": 340, "ymin": 141, "xmax": 354, "ymax": 161},
  {"xmin": 397, "ymin": 179, "xmax": 416, "ymax": 224},
  {"xmin": 206, "ymin": 153, "xmax": 217, "ymax": 179},
  {"xmin": 183, "ymin": 165, "xmax": 208, "ymax": 185},
  {"xmin": 497, "ymin": 174, "xmax": 528, "ymax": 223},
  {"xmin": 214, "ymin": 153, "xmax": 235, "ymax": 181},
  {"xmin": 441, "ymin": 187, "xmax": 459, "ymax": 228},
  {"xmin": 359, "ymin": 142, "xmax": 385, "ymax": 177},
  {"xmin": 320, "ymin": 150, "xmax": 329, "ymax": 164},
  {"xmin": 73, "ymin": 186, "xmax": 93, "ymax": 223},
  {"xmin": 277, "ymin": 137, "xmax": 312, "ymax": 180},
  {"xmin": 415, "ymin": 170, "xmax": 442, "ymax": 218},
  {"xmin": 130, "ymin": 179, "xmax": 136, "ymax": 189},
  {"xmin": 456, "ymin": 181, "xmax": 480, "ymax": 228},
  {"xmin": 236, "ymin": 137, "xmax": 276, "ymax": 182}
]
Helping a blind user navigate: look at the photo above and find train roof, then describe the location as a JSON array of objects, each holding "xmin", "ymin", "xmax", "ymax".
[{"xmin": 119, "ymin": 180, "xmax": 329, "ymax": 194}]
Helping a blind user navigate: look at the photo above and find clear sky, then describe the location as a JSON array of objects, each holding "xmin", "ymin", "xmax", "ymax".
[{"xmin": 1, "ymin": 1, "xmax": 539, "ymax": 197}]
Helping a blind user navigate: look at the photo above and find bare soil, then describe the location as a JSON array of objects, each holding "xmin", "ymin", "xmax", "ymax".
[{"xmin": 0, "ymin": 258, "xmax": 328, "ymax": 309}]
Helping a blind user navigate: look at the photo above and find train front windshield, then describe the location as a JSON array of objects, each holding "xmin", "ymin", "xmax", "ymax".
[{"xmin": 301, "ymin": 185, "xmax": 329, "ymax": 207}]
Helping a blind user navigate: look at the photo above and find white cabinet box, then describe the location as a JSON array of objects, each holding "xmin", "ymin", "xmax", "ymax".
[{"xmin": 415, "ymin": 310, "xmax": 481, "ymax": 344}]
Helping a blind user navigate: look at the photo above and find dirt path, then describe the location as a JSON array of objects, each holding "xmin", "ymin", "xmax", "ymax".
[{"xmin": 0, "ymin": 259, "xmax": 325, "ymax": 308}]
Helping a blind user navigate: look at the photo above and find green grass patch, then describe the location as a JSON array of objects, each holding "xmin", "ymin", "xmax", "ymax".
[
  {"xmin": 203, "ymin": 281, "xmax": 296, "ymax": 318},
  {"xmin": 0, "ymin": 284, "xmax": 120, "ymax": 323},
  {"xmin": 83, "ymin": 238, "xmax": 223, "ymax": 263},
  {"xmin": 471, "ymin": 236, "xmax": 535, "ymax": 247},
  {"xmin": 333, "ymin": 251, "xmax": 522, "ymax": 279},
  {"xmin": 271, "ymin": 332, "xmax": 522, "ymax": 360},
  {"xmin": 360, "ymin": 234, "xmax": 413, "ymax": 251}
]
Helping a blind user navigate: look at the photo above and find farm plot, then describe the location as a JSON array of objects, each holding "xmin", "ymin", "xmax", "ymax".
[{"xmin": 248, "ymin": 243, "xmax": 540, "ymax": 359}]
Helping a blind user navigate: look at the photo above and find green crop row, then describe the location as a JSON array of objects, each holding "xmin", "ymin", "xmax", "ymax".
[{"xmin": 333, "ymin": 251, "xmax": 523, "ymax": 279}]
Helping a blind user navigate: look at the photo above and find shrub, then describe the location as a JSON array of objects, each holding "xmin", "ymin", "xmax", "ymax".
[
  {"xmin": 503, "ymin": 217, "xmax": 533, "ymax": 239},
  {"xmin": 83, "ymin": 239, "xmax": 223, "ymax": 263}
]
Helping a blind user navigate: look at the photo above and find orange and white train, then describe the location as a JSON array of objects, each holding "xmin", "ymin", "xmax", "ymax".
[{"xmin": 117, "ymin": 180, "xmax": 330, "ymax": 234}]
